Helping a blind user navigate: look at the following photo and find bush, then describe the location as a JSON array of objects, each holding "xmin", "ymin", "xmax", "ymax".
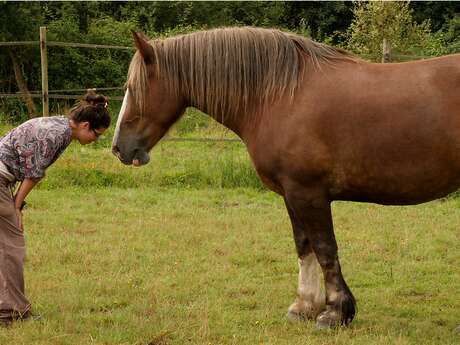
[
  {"xmin": 345, "ymin": 2, "xmax": 433, "ymax": 61},
  {"xmin": 428, "ymin": 15, "xmax": 460, "ymax": 56},
  {"xmin": 0, "ymin": 98, "xmax": 30, "ymax": 124}
]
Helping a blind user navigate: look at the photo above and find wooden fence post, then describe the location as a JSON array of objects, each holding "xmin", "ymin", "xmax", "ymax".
[
  {"xmin": 40, "ymin": 26, "xmax": 49, "ymax": 116},
  {"xmin": 382, "ymin": 38, "xmax": 391, "ymax": 63}
]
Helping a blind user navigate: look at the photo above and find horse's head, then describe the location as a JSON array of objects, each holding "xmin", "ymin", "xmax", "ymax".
[{"xmin": 112, "ymin": 32, "xmax": 186, "ymax": 166}]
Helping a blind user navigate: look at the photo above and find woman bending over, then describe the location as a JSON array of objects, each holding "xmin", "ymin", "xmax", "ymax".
[{"xmin": 0, "ymin": 91, "xmax": 111, "ymax": 326}]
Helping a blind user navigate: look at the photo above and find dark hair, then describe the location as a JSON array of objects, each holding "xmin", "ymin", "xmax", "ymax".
[{"xmin": 69, "ymin": 90, "xmax": 111, "ymax": 129}]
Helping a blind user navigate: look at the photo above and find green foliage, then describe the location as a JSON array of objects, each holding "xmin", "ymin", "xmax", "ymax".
[
  {"xmin": 0, "ymin": 98, "xmax": 30, "ymax": 124},
  {"xmin": 0, "ymin": 2, "xmax": 44, "ymax": 119},
  {"xmin": 0, "ymin": 2, "xmax": 43, "ymax": 41},
  {"xmin": 411, "ymin": 1, "xmax": 459, "ymax": 32},
  {"xmin": 46, "ymin": 13, "xmax": 135, "ymax": 92},
  {"xmin": 441, "ymin": 15, "xmax": 460, "ymax": 54},
  {"xmin": 427, "ymin": 15, "xmax": 460, "ymax": 56},
  {"xmin": 345, "ymin": 1, "xmax": 433, "ymax": 61},
  {"xmin": 127, "ymin": 1, "xmax": 287, "ymax": 32},
  {"xmin": 282, "ymin": 2, "xmax": 354, "ymax": 43}
]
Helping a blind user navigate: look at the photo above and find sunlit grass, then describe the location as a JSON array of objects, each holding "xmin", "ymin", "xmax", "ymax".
[
  {"xmin": 38, "ymin": 136, "xmax": 263, "ymax": 191},
  {"xmin": 0, "ymin": 186, "xmax": 458, "ymax": 345}
]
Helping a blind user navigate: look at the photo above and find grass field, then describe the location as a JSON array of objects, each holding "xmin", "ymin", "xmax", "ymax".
[{"xmin": 0, "ymin": 119, "xmax": 458, "ymax": 344}]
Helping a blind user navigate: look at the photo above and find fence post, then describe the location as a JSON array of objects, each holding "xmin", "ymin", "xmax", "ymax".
[
  {"xmin": 382, "ymin": 38, "xmax": 391, "ymax": 63},
  {"xmin": 40, "ymin": 26, "xmax": 49, "ymax": 116}
]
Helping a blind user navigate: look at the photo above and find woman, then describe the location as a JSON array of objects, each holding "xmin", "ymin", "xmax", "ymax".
[{"xmin": 0, "ymin": 91, "xmax": 111, "ymax": 326}]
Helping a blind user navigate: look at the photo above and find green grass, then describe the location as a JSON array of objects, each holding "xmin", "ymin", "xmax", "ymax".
[
  {"xmin": 38, "ymin": 136, "xmax": 262, "ymax": 191},
  {"xmin": 0, "ymin": 119, "xmax": 458, "ymax": 344},
  {"xmin": 0, "ymin": 187, "xmax": 458, "ymax": 345}
]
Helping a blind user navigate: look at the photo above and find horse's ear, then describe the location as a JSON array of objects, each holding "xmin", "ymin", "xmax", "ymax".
[{"xmin": 132, "ymin": 31, "xmax": 155, "ymax": 64}]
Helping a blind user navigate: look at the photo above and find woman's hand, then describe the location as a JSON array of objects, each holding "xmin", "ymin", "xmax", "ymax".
[
  {"xmin": 15, "ymin": 208, "xmax": 23, "ymax": 231},
  {"xmin": 14, "ymin": 177, "xmax": 39, "ymax": 232}
]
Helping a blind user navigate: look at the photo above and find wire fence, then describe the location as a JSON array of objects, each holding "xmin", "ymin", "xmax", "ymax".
[
  {"xmin": 0, "ymin": 32, "xmax": 130, "ymax": 103},
  {"xmin": 0, "ymin": 41, "xmax": 134, "ymax": 50},
  {"xmin": 0, "ymin": 93, "xmax": 124, "ymax": 101}
]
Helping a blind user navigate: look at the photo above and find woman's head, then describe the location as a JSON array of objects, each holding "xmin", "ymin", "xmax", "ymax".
[{"xmin": 69, "ymin": 91, "xmax": 111, "ymax": 145}]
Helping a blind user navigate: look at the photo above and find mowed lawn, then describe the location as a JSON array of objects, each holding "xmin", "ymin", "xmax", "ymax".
[{"xmin": 0, "ymin": 140, "xmax": 458, "ymax": 345}]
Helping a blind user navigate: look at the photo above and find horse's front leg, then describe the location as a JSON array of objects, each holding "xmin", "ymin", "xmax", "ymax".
[
  {"xmin": 284, "ymin": 188, "xmax": 356, "ymax": 328},
  {"xmin": 285, "ymin": 200, "xmax": 324, "ymax": 321}
]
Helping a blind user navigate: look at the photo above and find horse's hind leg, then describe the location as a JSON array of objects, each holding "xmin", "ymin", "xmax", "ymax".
[
  {"xmin": 285, "ymin": 201, "xmax": 324, "ymax": 321},
  {"xmin": 284, "ymin": 188, "xmax": 356, "ymax": 328}
]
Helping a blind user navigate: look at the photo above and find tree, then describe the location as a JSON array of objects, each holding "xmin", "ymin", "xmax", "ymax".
[
  {"xmin": 429, "ymin": 15, "xmax": 460, "ymax": 55},
  {"xmin": 411, "ymin": 1, "xmax": 459, "ymax": 32},
  {"xmin": 282, "ymin": 2, "xmax": 353, "ymax": 43},
  {"xmin": 0, "ymin": 2, "xmax": 43, "ymax": 117},
  {"xmin": 345, "ymin": 1, "xmax": 432, "ymax": 62}
]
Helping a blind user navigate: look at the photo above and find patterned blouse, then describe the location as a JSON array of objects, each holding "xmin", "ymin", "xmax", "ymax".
[{"xmin": 0, "ymin": 116, "xmax": 72, "ymax": 181}]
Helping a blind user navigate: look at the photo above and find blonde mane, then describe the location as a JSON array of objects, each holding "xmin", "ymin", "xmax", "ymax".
[{"xmin": 127, "ymin": 27, "xmax": 356, "ymax": 121}]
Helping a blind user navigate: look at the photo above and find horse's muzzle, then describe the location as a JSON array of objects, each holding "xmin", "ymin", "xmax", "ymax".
[
  {"xmin": 112, "ymin": 145, "xmax": 150, "ymax": 166},
  {"xmin": 133, "ymin": 149, "xmax": 151, "ymax": 166}
]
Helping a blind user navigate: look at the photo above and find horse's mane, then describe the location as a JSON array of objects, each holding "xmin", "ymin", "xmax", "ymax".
[{"xmin": 127, "ymin": 27, "xmax": 357, "ymax": 121}]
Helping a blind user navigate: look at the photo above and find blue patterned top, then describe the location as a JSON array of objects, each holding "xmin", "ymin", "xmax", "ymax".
[{"xmin": 0, "ymin": 116, "xmax": 72, "ymax": 181}]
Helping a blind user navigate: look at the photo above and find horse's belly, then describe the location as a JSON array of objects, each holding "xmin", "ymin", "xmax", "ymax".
[{"xmin": 331, "ymin": 164, "xmax": 460, "ymax": 205}]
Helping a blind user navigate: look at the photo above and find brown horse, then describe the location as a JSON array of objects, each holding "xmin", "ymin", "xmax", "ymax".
[{"xmin": 112, "ymin": 27, "xmax": 460, "ymax": 329}]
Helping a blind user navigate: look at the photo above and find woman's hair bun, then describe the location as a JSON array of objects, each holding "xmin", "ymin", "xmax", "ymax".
[
  {"xmin": 69, "ymin": 90, "xmax": 111, "ymax": 129},
  {"xmin": 84, "ymin": 89, "xmax": 109, "ymax": 107}
]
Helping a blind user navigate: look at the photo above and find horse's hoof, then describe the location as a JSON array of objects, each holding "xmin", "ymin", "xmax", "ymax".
[
  {"xmin": 454, "ymin": 325, "xmax": 460, "ymax": 334},
  {"xmin": 286, "ymin": 300, "xmax": 321, "ymax": 322},
  {"xmin": 286, "ymin": 310, "xmax": 306, "ymax": 322},
  {"xmin": 315, "ymin": 310, "xmax": 340, "ymax": 329}
]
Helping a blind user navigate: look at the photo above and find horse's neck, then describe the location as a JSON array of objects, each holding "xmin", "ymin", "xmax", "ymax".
[
  {"xmin": 184, "ymin": 82, "xmax": 262, "ymax": 141},
  {"xmin": 193, "ymin": 105, "xmax": 250, "ymax": 141}
]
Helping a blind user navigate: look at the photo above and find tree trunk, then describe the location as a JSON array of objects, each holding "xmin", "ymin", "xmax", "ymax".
[{"xmin": 8, "ymin": 48, "xmax": 37, "ymax": 118}]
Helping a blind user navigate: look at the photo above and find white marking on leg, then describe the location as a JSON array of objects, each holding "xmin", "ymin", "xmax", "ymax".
[
  {"xmin": 297, "ymin": 252, "xmax": 322, "ymax": 305},
  {"xmin": 287, "ymin": 252, "xmax": 324, "ymax": 320}
]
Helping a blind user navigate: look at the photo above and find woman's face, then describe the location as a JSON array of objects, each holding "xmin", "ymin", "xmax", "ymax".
[{"xmin": 76, "ymin": 121, "xmax": 107, "ymax": 145}]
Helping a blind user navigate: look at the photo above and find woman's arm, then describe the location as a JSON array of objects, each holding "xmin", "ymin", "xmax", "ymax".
[{"xmin": 14, "ymin": 178, "xmax": 39, "ymax": 230}]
